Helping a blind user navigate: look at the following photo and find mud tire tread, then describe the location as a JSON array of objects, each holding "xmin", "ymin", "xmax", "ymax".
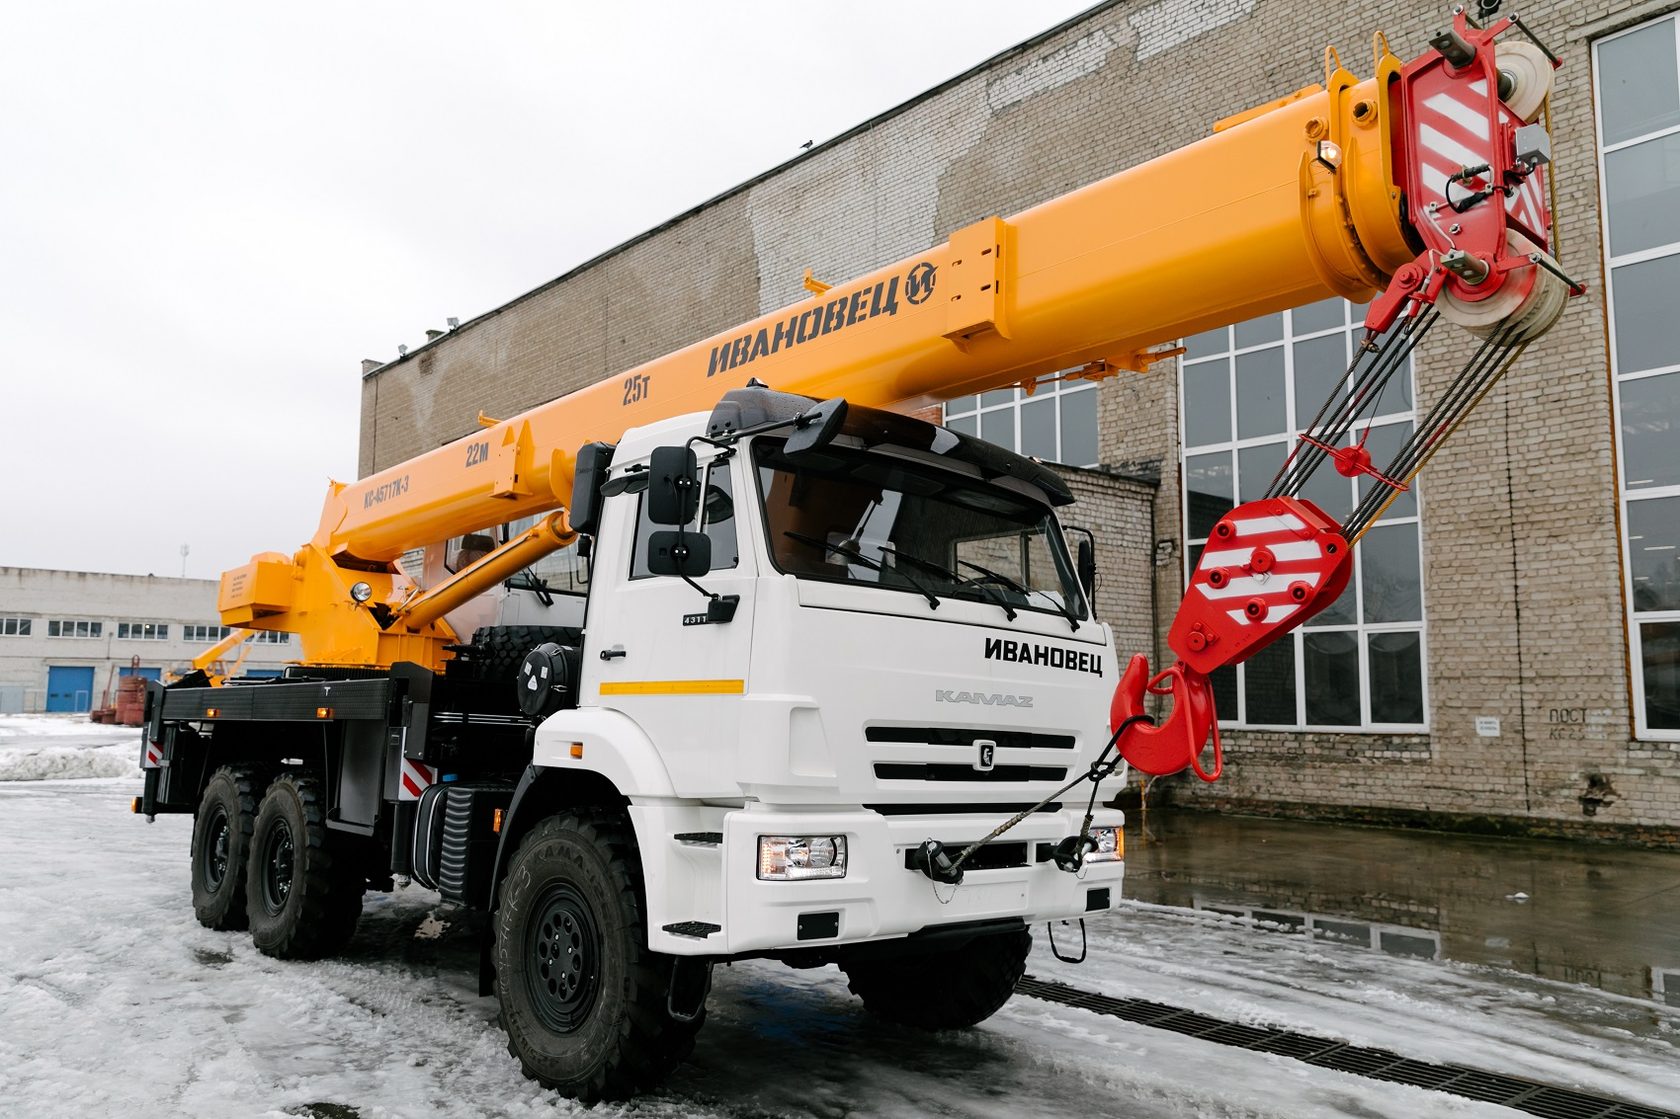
[
  {"xmin": 246, "ymin": 773, "xmax": 364, "ymax": 960},
  {"xmin": 494, "ymin": 812, "xmax": 702, "ymax": 1101},
  {"xmin": 843, "ymin": 928, "xmax": 1031, "ymax": 1030}
]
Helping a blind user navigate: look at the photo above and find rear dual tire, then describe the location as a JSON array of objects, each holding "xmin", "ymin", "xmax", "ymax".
[
  {"xmin": 191, "ymin": 767, "xmax": 260, "ymax": 931},
  {"xmin": 245, "ymin": 773, "xmax": 364, "ymax": 960}
]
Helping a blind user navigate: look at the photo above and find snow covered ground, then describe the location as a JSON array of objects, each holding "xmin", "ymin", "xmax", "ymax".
[
  {"xmin": 1, "ymin": 726, "xmax": 1674, "ymax": 1118},
  {"xmin": 0, "ymin": 712, "xmax": 140, "ymax": 781}
]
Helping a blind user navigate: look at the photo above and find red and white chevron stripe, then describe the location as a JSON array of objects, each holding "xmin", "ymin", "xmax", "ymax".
[
  {"xmin": 143, "ymin": 741, "xmax": 164, "ymax": 768},
  {"xmin": 1169, "ymin": 497, "xmax": 1352, "ymax": 676},
  {"xmin": 1191, "ymin": 509, "xmax": 1328, "ymax": 629},
  {"xmin": 1409, "ymin": 74, "xmax": 1548, "ymax": 249},
  {"xmin": 399, "ymin": 758, "xmax": 436, "ymax": 801}
]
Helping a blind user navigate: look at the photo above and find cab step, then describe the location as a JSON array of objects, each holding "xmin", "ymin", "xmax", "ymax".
[
  {"xmin": 673, "ymin": 832, "xmax": 723, "ymax": 846},
  {"xmin": 663, "ymin": 921, "xmax": 722, "ymax": 939}
]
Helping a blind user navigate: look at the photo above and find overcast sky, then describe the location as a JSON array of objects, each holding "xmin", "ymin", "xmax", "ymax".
[{"xmin": 1, "ymin": 1, "xmax": 1096, "ymax": 580}]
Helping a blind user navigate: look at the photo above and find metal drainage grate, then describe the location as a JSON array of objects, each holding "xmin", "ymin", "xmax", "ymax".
[{"xmin": 1016, "ymin": 976, "xmax": 1674, "ymax": 1119}]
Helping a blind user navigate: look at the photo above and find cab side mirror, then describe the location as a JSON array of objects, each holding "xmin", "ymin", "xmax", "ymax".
[
  {"xmin": 783, "ymin": 397, "xmax": 848, "ymax": 456},
  {"xmin": 569, "ymin": 441, "xmax": 616, "ymax": 536},
  {"xmin": 648, "ymin": 446, "xmax": 699, "ymax": 525},
  {"xmin": 646, "ymin": 530, "xmax": 711, "ymax": 577},
  {"xmin": 1076, "ymin": 537, "xmax": 1096, "ymax": 599}
]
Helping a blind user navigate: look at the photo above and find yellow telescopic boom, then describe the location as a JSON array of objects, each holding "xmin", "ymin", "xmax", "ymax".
[{"xmin": 220, "ymin": 19, "xmax": 1567, "ymax": 672}]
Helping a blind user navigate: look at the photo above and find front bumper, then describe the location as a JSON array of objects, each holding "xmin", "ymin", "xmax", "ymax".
[{"xmin": 647, "ymin": 803, "xmax": 1123, "ymax": 956}]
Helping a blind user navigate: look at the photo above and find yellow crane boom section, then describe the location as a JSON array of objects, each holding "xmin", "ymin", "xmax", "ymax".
[{"xmin": 222, "ymin": 45, "xmax": 1419, "ymax": 670}]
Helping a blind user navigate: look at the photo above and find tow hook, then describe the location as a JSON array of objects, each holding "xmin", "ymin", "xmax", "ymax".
[
  {"xmin": 911, "ymin": 839, "xmax": 964, "ymax": 886},
  {"xmin": 1050, "ymin": 833, "xmax": 1098, "ymax": 872}
]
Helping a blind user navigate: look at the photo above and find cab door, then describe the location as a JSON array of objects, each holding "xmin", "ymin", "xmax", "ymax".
[{"xmin": 581, "ymin": 450, "xmax": 756, "ymax": 797}]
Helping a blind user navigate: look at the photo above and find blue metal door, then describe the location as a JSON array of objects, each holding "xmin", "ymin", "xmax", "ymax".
[{"xmin": 46, "ymin": 666, "xmax": 95, "ymax": 713}]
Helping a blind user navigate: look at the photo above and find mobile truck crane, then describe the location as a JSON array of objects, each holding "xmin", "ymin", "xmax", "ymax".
[{"xmin": 136, "ymin": 10, "xmax": 1578, "ymax": 1099}]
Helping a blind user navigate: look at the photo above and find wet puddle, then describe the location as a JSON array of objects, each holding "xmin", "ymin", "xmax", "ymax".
[{"xmin": 1124, "ymin": 809, "xmax": 1680, "ymax": 1007}]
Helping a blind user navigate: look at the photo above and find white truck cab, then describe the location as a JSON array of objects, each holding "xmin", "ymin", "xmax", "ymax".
[{"xmin": 529, "ymin": 391, "xmax": 1127, "ymax": 962}]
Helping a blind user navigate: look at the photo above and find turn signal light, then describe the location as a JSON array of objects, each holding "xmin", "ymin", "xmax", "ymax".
[
  {"xmin": 204, "ymin": 707, "xmax": 220, "ymax": 718},
  {"xmin": 569, "ymin": 743, "xmax": 584, "ymax": 759},
  {"xmin": 492, "ymin": 807, "xmax": 504, "ymax": 834},
  {"xmin": 130, "ymin": 797, "xmax": 142, "ymax": 814},
  {"xmin": 315, "ymin": 706, "xmax": 333, "ymax": 719}
]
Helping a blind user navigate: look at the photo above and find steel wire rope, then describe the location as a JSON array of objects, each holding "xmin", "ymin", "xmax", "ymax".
[{"xmin": 1266, "ymin": 310, "xmax": 1438, "ymax": 500}]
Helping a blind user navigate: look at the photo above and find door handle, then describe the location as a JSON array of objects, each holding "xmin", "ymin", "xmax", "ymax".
[{"xmin": 599, "ymin": 645, "xmax": 627, "ymax": 661}]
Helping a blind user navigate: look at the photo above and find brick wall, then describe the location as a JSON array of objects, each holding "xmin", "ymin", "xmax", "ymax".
[{"xmin": 360, "ymin": 0, "xmax": 1680, "ymax": 841}]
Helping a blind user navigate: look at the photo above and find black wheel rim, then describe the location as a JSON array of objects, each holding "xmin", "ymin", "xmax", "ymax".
[
  {"xmin": 261, "ymin": 817, "xmax": 295, "ymax": 915},
  {"xmin": 202, "ymin": 806, "xmax": 231, "ymax": 892},
  {"xmin": 524, "ymin": 882, "xmax": 601, "ymax": 1033}
]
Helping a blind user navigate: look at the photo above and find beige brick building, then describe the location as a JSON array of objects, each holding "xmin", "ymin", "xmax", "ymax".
[{"xmin": 359, "ymin": 0, "xmax": 1680, "ymax": 844}]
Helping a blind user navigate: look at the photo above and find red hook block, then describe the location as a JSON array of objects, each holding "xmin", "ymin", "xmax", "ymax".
[{"xmin": 1110, "ymin": 654, "xmax": 1222, "ymax": 782}]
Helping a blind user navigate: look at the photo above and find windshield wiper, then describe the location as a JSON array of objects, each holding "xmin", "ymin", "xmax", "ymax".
[
  {"xmin": 783, "ymin": 531, "xmax": 941, "ymax": 610},
  {"xmin": 876, "ymin": 544, "xmax": 1016, "ymax": 621},
  {"xmin": 954, "ymin": 558, "xmax": 1079, "ymax": 631}
]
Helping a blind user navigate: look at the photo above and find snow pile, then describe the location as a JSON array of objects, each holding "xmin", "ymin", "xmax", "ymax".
[
  {"xmin": 0, "ymin": 715, "xmax": 141, "ymax": 781},
  {"xmin": 0, "ymin": 713, "xmax": 115, "ymax": 737}
]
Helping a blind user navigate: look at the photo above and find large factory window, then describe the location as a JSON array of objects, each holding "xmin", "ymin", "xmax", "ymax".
[
  {"xmin": 943, "ymin": 374, "xmax": 1100, "ymax": 467},
  {"xmin": 1597, "ymin": 13, "xmax": 1680, "ymax": 737},
  {"xmin": 1178, "ymin": 299, "xmax": 1427, "ymax": 732}
]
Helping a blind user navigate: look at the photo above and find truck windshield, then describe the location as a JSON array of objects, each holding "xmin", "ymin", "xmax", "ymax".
[{"xmin": 753, "ymin": 439, "xmax": 1087, "ymax": 620}]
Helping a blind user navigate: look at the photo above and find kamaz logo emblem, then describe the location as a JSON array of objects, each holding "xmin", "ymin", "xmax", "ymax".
[
  {"xmin": 974, "ymin": 738, "xmax": 997, "ymax": 772},
  {"xmin": 935, "ymin": 689, "xmax": 1033, "ymax": 708}
]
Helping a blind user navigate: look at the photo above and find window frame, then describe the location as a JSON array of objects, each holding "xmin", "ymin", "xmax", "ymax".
[
  {"xmin": 1595, "ymin": 13, "xmax": 1680, "ymax": 741},
  {"xmin": 182, "ymin": 623, "xmax": 233, "ymax": 644},
  {"xmin": 0, "ymin": 617, "xmax": 31, "ymax": 637},
  {"xmin": 1179, "ymin": 302, "xmax": 1430, "ymax": 734},
  {"xmin": 942, "ymin": 374, "xmax": 1101, "ymax": 467},
  {"xmin": 628, "ymin": 456, "xmax": 741, "ymax": 581},
  {"xmin": 46, "ymin": 619, "xmax": 103, "ymax": 639}
]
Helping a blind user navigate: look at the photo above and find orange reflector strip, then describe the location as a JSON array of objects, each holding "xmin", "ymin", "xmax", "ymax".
[
  {"xmin": 204, "ymin": 707, "xmax": 220, "ymax": 718},
  {"xmin": 1116, "ymin": 829, "xmax": 1125, "ymax": 860},
  {"xmin": 316, "ymin": 706, "xmax": 333, "ymax": 719},
  {"xmin": 599, "ymin": 678, "xmax": 744, "ymax": 696},
  {"xmin": 131, "ymin": 797, "xmax": 142, "ymax": 814},
  {"xmin": 492, "ymin": 807, "xmax": 504, "ymax": 834},
  {"xmin": 569, "ymin": 743, "xmax": 584, "ymax": 759}
]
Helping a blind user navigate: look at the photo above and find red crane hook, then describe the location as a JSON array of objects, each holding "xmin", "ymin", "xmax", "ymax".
[{"xmin": 1109, "ymin": 654, "xmax": 1222, "ymax": 782}]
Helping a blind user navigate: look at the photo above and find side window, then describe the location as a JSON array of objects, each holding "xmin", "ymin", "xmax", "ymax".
[
  {"xmin": 630, "ymin": 460, "xmax": 738, "ymax": 579},
  {"xmin": 701, "ymin": 464, "xmax": 739, "ymax": 571}
]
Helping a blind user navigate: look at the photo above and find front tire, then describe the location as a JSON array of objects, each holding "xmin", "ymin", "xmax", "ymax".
[
  {"xmin": 246, "ymin": 774, "xmax": 364, "ymax": 959},
  {"xmin": 191, "ymin": 766, "xmax": 260, "ymax": 930},
  {"xmin": 494, "ymin": 812, "xmax": 702, "ymax": 1100},
  {"xmin": 842, "ymin": 928, "xmax": 1031, "ymax": 1029}
]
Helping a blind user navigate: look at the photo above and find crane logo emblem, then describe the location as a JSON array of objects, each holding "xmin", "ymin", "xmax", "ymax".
[{"xmin": 904, "ymin": 261, "xmax": 936, "ymax": 305}]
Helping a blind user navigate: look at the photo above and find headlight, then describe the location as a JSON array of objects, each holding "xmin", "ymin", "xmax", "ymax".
[
  {"xmin": 757, "ymin": 835, "xmax": 848, "ymax": 880},
  {"xmin": 1086, "ymin": 826, "xmax": 1123, "ymax": 863}
]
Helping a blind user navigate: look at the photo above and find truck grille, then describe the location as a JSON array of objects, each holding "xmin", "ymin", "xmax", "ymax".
[
  {"xmin": 865, "ymin": 726, "xmax": 1075, "ymax": 750},
  {"xmin": 903, "ymin": 841, "xmax": 1029, "ymax": 871},
  {"xmin": 874, "ymin": 762, "xmax": 1068, "ymax": 782}
]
